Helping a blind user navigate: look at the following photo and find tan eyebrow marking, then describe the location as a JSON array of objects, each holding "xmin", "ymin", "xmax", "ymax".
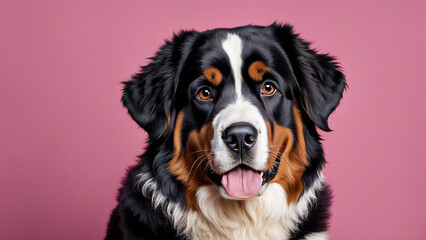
[
  {"xmin": 203, "ymin": 67, "xmax": 223, "ymax": 86},
  {"xmin": 248, "ymin": 61, "xmax": 270, "ymax": 81}
]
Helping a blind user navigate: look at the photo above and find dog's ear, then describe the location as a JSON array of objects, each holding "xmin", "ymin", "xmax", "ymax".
[
  {"xmin": 122, "ymin": 30, "xmax": 196, "ymax": 140},
  {"xmin": 273, "ymin": 24, "xmax": 347, "ymax": 131}
]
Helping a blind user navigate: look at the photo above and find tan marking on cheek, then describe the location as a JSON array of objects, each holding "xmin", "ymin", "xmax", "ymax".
[
  {"xmin": 248, "ymin": 61, "xmax": 270, "ymax": 81},
  {"xmin": 169, "ymin": 113, "xmax": 214, "ymax": 211},
  {"xmin": 204, "ymin": 67, "xmax": 222, "ymax": 86},
  {"xmin": 265, "ymin": 105, "xmax": 308, "ymax": 203}
]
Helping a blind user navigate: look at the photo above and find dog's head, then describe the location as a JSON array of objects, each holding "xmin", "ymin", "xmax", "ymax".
[{"xmin": 122, "ymin": 24, "xmax": 346, "ymax": 208}]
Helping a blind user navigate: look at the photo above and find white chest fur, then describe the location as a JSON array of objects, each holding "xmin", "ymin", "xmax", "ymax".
[{"xmin": 182, "ymin": 183, "xmax": 291, "ymax": 240}]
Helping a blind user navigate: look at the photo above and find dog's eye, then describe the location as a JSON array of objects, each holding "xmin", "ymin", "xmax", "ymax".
[
  {"xmin": 198, "ymin": 87, "xmax": 214, "ymax": 101},
  {"xmin": 261, "ymin": 83, "xmax": 276, "ymax": 96}
]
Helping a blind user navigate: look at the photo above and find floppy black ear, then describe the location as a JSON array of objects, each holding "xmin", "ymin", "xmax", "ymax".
[
  {"xmin": 122, "ymin": 30, "xmax": 196, "ymax": 140},
  {"xmin": 273, "ymin": 24, "xmax": 347, "ymax": 131}
]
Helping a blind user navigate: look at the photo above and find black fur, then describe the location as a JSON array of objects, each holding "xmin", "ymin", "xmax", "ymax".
[
  {"xmin": 289, "ymin": 185, "xmax": 333, "ymax": 240},
  {"xmin": 273, "ymin": 24, "xmax": 347, "ymax": 131},
  {"xmin": 106, "ymin": 23, "xmax": 346, "ymax": 240}
]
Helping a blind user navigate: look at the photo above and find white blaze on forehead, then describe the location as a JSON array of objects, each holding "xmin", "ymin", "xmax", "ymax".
[{"xmin": 222, "ymin": 33, "xmax": 244, "ymax": 101}]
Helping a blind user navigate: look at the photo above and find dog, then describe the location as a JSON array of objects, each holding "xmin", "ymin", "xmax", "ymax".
[{"xmin": 105, "ymin": 23, "xmax": 346, "ymax": 240}]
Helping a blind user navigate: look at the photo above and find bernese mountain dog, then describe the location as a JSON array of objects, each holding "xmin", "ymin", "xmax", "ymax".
[{"xmin": 105, "ymin": 23, "xmax": 347, "ymax": 240}]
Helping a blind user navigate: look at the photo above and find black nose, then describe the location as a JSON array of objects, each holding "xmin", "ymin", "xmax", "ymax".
[{"xmin": 222, "ymin": 122, "xmax": 258, "ymax": 155}]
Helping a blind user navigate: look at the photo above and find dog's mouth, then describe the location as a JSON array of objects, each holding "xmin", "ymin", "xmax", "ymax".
[{"xmin": 207, "ymin": 155, "xmax": 280, "ymax": 199}]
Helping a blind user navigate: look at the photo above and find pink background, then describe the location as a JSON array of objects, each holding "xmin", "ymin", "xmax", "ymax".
[{"xmin": 1, "ymin": 1, "xmax": 425, "ymax": 239}]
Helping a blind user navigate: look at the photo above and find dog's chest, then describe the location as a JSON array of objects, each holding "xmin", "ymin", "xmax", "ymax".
[{"xmin": 172, "ymin": 184, "xmax": 295, "ymax": 240}]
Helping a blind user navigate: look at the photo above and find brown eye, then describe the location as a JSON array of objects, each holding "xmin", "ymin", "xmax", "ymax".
[
  {"xmin": 198, "ymin": 87, "xmax": 214, "ymax": 100},
  {"xmin": 261, "ymin": 83, "xmax": 276, "ymax": 96}
]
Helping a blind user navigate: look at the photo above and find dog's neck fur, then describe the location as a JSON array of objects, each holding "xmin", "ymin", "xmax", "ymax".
[{"xmin": 135, "ymin": 171, "xmax": 326, "ymax": 240}]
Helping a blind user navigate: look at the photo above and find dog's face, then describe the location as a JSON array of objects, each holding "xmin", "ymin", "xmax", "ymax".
[{"xmin": 123, "ymin": 24, "xmax": 346, "ymax": 208}]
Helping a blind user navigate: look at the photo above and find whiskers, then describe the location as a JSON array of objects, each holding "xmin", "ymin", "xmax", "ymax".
[
  {"xmin": 188, "ymin": 149, "xmax": 213, "ymax": 178},
  {"xmin": 190, "ymin": 149, "xmax": 212, "ymax": 155},
  {"xmin": 268, "ymin": 146, "xmax": 298, "ymax": 171}
]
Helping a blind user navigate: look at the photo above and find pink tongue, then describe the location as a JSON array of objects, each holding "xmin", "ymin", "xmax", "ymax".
[{"xmin": 221, "ymin": 167, "xmax": 263, "ymax": 199}]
